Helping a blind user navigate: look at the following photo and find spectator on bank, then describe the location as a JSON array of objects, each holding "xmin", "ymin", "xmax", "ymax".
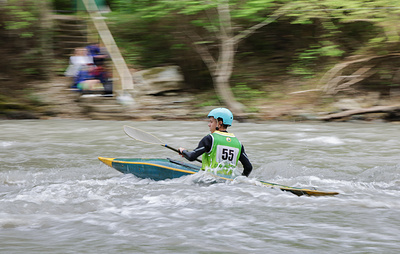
[
  {"xmin": 64, "ymin": 47, "xmax": 93, "ymax": 88},
  {"xmin": 75, "ymin": 64, "xmax": 103, "ymax": 91},
  {"xmin": 93, "ymin": 65, "xmax": 113, "ymax": 95},
  {"xmin": 92, "ymin": 65, "xmax": 107, "ymax": 84},
  {"xmin": 64, "ymin": 47, "xmax": 93, "ymax": 77},
  {"xmin": 86, "ymin": 42, "xmax": 108, "ymax": 66}
]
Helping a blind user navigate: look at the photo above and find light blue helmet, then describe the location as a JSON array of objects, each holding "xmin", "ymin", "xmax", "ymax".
[{"xmin": 208, "ymin": 108, "xmax": 233, "ymax": 126}]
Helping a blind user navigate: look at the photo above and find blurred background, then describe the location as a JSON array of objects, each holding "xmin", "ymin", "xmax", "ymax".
[{"xmin": 1, "ymin": 0, "xmax": 400, "ymax": 121}]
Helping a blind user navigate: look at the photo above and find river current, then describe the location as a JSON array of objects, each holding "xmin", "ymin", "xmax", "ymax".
[{"xmin": 1, "ymin": 119, "xmax": 399, "ymax": 253}]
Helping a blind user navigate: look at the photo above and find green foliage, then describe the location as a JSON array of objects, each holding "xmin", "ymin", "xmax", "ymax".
[
  {"xmin": 106, "ymin": 13, "xmax": 175, "ymax": 68},
  {"xmin": 231, "ymin": 0, "xmax": 276, "ymax": 20},
  {"xmin": 52, "ymin": 0, "xmax": 74, "ymax": 12},
  {"xmin": 193, "ymin": 94, "xmax": 221, "ymax": 108},
  {"xmin": 0, "ymin": 0, "xmax": 52, "ymax": 84},
  {"xmin": 287, "ymin": 0, "xmax": 400, "ymax": 47},
  {"xmin": 0, "ymin": 0, "xmax": 397, "ymax": 119},
  {"xmin": 233, "ymin": 84, "xmax": 266, "ymax": 103},
  {"xmin": 284, "ymin": 1, "xmax": 400, "ymax": 78},
  {"xmin": 112, "ymin": 38, "xmax": 143, "ymax": 67},
  {"xmin": 3, "ymin": 0, "xmax": 38, "ymax": 38},
  {"xmin": 109, "ymin": 0, "xmax": 281, "ymax": 32},
  {"xmin": 106, "ymin": 0, "xmax": 400, "ymax": 96},
  {"xmin": 289, "ymin": 42, "xmax": 344, "ymax": 77},
  {"xmin": 106, "ymin": 0, "xmax": 289, "ymax": 86}
]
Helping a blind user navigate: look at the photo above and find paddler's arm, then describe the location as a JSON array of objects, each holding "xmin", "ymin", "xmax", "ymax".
[
  {"xmin": 239, "ymin": 145, "xmax": 252, "ymax": 177},
  {"xmin": 179, "ymin": 135, "xmax": 212, "ymax": 162}
]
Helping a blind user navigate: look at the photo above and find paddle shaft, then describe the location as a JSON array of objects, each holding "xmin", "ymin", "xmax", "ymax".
[
  {"xmin": 164, "ymin": 144, "xmax": 202, "ymax": 163},
  {"xmin": 123, "ymin": 125, "xmax": 202, "ymax": 163}
]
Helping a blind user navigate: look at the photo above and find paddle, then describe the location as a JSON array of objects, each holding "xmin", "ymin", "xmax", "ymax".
[{"xmin": 123, "ymin": 125, "xmax": 202, "ymax": 163}]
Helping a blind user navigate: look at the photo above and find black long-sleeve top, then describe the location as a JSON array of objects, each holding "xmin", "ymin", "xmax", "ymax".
[{"xmin": 181, "ymin": 133, "xmax": 253, "ymax": 177}]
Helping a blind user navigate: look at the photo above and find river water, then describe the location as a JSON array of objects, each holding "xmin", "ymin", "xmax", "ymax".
[{"xmin": 1, "ymin": 119, "xmax": 399, "ymax": 253}]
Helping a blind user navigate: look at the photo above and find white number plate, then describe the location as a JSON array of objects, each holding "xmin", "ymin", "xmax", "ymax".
[{"xmin": 216, "ymin": 145, "xmax": 239, "ymax": 165}]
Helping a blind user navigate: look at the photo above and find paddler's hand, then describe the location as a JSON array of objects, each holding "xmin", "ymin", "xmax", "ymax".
[{"xmin": 178, "ymin": 147, "xmax": 186, "ymax": 155}]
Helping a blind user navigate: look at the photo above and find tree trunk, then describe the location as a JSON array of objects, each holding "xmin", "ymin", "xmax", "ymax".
[
  {"xmin": 214, "ymin": 2, "xmax": 245, "ymax": 117},
  {"xmin": 39, "ymin": 0, "xmax": 53, "ymax": 79},
  {"xmin": 213, "ymin": 39, "xmax": 245, "ymax": 117},
  {"xmin": 187, "ymin": 2, "xmax": 286, "ymax": 119}
]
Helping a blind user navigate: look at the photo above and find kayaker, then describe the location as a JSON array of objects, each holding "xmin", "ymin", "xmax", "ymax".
[{"xmin": 179, "ymin": 108, "xmax": 253, "ymax": 177}]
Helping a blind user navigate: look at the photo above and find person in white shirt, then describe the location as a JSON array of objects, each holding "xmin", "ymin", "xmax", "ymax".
[{"xmin": 64, "ymin": 47, "xmax": 94, "ymax": 88}]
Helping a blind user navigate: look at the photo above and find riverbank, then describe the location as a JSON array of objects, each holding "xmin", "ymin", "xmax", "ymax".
[{"xmin": 2, "ymin": 76, "xmax": 400, "ymax": 123}]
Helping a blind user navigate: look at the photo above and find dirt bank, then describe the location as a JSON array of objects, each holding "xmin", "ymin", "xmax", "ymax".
[{"xmin": 2, "ymin": 76, "xmax": 400, "ymax": 122}]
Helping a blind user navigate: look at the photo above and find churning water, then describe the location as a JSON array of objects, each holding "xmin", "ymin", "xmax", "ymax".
[{"xmin": 1, "ymin": 119, "xmax": 399, "ymax": 253}]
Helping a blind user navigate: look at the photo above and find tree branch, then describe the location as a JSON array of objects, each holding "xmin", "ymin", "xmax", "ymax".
[
  {"xmin": 317, "ymin": 105, "xmax": 400, "ymax": 121},
  {"xmin": 233, "ymin": 14, "xmax": 282, "ymax": 44},
  {"xmin": 233, "ymin": 4, "xmax": 294, "ymax": 45},
  {"xmin": 184, "ymin": 29, "xmax": 217, "ymax": 74}
]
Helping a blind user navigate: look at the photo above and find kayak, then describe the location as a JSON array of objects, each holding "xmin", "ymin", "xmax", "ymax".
[{"xmin": 98, "ymin": 157, "xmax": 339, "ymax": 197}]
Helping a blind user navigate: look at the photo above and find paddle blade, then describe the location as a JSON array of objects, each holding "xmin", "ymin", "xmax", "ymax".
[{"xmin": 123, "ymin": 125, "xmax": 164, "ymax": 145}]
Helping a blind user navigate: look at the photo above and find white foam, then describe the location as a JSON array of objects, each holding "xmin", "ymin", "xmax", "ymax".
[
  {"xmin": 299, "ymin": 136, "xmax": 344, "ymax": 145},
  {"xmin": 1, "ymin": 141, "xmax": 14, "ymax": 148}
]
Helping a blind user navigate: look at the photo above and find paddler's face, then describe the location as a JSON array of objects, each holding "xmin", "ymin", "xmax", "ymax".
[{"xmin": 208, "ymin": 117, "xmax": 218, "ymax": 133}]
